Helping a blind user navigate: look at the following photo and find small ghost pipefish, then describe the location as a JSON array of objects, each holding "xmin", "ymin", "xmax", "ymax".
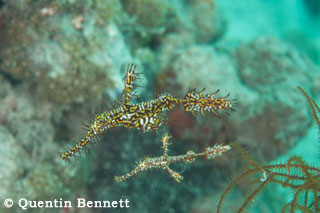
[
  {"xmin": 115, "ymin": 133, "xmax": 232, "ymax": 183},
  {"xmin": 60, "ymin": 63, "xmax": 236, "ymax": 161}
]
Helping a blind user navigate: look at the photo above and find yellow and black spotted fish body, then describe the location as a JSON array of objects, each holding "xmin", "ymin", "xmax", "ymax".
[{"xmin": 181, "ymin": 89, "xmax": 236, "ymax": 117}]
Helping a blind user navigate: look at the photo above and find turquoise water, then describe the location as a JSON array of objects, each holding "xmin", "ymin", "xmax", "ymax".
[{"xmin": 0, "ymin": 0, "xmax": 319, "ymax": 212}]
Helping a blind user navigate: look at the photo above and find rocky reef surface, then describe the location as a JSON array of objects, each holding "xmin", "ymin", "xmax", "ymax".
[{"xmin": 0, "ymin": 0, "xmax": 319, "ymax": 212}]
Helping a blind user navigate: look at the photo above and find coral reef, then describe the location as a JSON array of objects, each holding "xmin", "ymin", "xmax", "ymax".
[
  {"xmin": 123, "ymin": 0, "xmax": 168, "ymax": 28},
  {"xmin": 119, "ymin": 0, "xmax": 224, "ymax": 49},
  {"xmin": 234, "ymin": 37, "xmax": 318, "ymax": 160},
  {"xmin": 187, "ymin": 0, "xmax": 225, "ymax": 43},
  {"xmin": 158, "ymin": 37, "xmax": 318, "ymax": 163},
  {"xmin": 0, "ymin": 0, "xmax": 132, "ymax": 105},
  {"xmin": 236, "ymin": 37, "xmax": 315, "ymax": 92},
  {"xmin": 0, "ymin": 76, "xmax": 93, "ymax": 212},
  {"xmin": 0, "ymin": 0, "xmax": 319, "ymax": 212},
  {"xmin": 0, "ymin": 126, "xmax": 24, "ymax": 201}
]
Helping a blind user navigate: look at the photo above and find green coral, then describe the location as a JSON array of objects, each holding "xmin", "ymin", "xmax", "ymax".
[
  {"xmin": 0, "ymin": 1, "xmax": 128, "ymax": 104},
  {"xmin": 94, "ymin": 0, "xmax": 122, "ymax": 23},
  {"xmin": 123, "ymin": 0, "xmax": 168, "ymax": 28}
]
